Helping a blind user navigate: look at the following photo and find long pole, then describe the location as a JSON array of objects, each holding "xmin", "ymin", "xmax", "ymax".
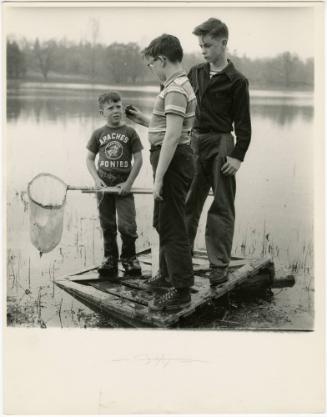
[
  {"xmin": 67, "ymin": 186, "xmax": 153, "ymax": 194},
  {"xmin": 67, "ymin": 186, "xmax": 213, "ymax": 196}
]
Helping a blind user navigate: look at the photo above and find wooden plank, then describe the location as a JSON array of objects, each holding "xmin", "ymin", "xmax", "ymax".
[
  {"xmin": 55, "ymin": 280, "xmax": 162, "ymax": 327},
  {"xmin": 56, "ymin": 256, "xmax": 274, "ymax": 328},
  {"xmin": 193, "ymin": 258, "xmax": 253, "ymax": 270},
  {"xmin": 59, "ymin": 280, "xmax": 172, "ymax": 327},
  {"xmin": 137, "ymin": 253, "xmax": 153, "ymax": 265},
  {"xmin": 154, "ymin": 256, "xmax": 273, "ymax": 326},
  {"xmin": 90, "ymin": 282, "xmax": 152, "ymax": 306},
  {"xmin": 193, "ymin": 249, "xmax": 251, "ymax": 262},
  {"xmin": 68, "ymin": 265, "xmax": 98, "ymax": 276},
  {"xmin": 68, "ymin": 270, "xmax": 100, "ymax": 281}
]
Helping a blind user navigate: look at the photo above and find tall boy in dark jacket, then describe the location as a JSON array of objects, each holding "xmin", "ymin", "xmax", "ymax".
[{"xmin": 185, "ymin": 18, "xmax": 252, "ymax": 286}]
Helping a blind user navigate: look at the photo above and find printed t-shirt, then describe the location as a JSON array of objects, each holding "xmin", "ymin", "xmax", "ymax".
[{"xmin": 87, "ymin": 124, "xmax": 143, "ymax": 175}]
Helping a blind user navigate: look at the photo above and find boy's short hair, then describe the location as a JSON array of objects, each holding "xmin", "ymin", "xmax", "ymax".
[
  {"xmin": 143, "ymin": 34, "xmax": 183, "ymax": 63},
  {"xmin": 193, "ymin": 18, "xmax": 229, "ymax": 40},
  {"xmin": 98, "ymin": 91, "xmax": 122, "ymax": 109}
]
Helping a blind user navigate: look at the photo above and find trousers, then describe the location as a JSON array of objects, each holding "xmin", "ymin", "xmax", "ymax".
[
  {"xmin": 97, "ymin": 170, "xmax": 138, "ymax": 260},
  {"xmin": 150, "ymin": 144, "xmax": 194, "ymax": 288},
  {"xmin": 185, "ymin": 131, "xmax": 236, "ymax": 269}
]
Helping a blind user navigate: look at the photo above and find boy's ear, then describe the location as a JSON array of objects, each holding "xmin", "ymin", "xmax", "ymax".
[
  {"xmin": 222, "ymin": 39, "xmax": 228, "ymax": 47},
  {"xmin": 160, "ymin": 55, "xmax": 167, "ymax": 67}
]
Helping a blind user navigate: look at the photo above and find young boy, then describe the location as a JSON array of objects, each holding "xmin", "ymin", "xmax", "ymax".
[
  {"xmin": 185, "ymin": 18, "xmax": 252, "ymax": 286},
  {"xmin": 86, "ymin": 91, "xmax": 143, "ymax": 276},
  {"xmin": 126, "ymin": 34, "xmax": 196, "ymax": 311}
]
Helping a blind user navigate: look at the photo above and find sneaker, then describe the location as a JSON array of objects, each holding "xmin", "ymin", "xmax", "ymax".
[
  {"xmin": 146, "ymin": 274, "xmax": 173, "ymax": 290},
  {"xmin": 209, "ymin": 267, "xmax": 228, "ymax": 287},
  {"xmin": 148, "ymin": 288, "xmax": 191, "ymax": 311},
  {"xmin": 121, "ymin": 256, "xmax": 142, "ymax": 276},
  {"xmin": 98, "ymin": 256, "xmax": 118, "ymax": 276}
]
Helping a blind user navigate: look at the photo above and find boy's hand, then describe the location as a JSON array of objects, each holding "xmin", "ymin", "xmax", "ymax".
[
  {"xmin": 153, "ymin": 179, "xmax": 163, "ymax": 201},
  {"xmin": 95, "ymin": 177, "xmax": 107, "ymax": 188},
  {"xmin": 117, "ymin": 182, "xmax": 132, "ymax": 196},
  {"xmin": 221, "ymin": 156, "xmax": 241, "ymax": 176},
  {"xmin": 125, "ymin": 105, "xmax": 146, "ymax": 125}
]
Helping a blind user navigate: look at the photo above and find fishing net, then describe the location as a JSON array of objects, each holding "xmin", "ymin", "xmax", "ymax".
[
  {"xmin": 27, "ymin": 173, "xmax": 68, "ymax": 254},
  {"xmin": 27, "ymin": 172, "xmax": 147, "ymax": 254}
]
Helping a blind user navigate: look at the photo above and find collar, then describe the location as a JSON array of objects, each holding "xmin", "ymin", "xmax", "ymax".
[
  {"xmin": 204, "ymin": 59, "xmax": 236, "ymax": 81},
  {"xmin": 163, "ymin": 70, "xmax": 187, "ymax": 89}
]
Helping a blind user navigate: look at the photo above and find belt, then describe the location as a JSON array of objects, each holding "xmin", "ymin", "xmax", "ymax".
[
  {"xmin": 194, "ymin": 128, "xmax": 231, "ymax": 134},
  {"xmin": 98, "ymin": 169, "xmax": 128, "ymax": 181},
  {"xmin": 150, "ymin": 143, "xmax": 191, "ymax": 152}
]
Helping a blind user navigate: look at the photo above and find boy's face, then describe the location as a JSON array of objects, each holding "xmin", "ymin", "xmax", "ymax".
[
  {"xmin": 146, "ymin": 56, "xmax": 167, "ymax": 82},
  {"xmin": 100, "ymin": 100, "xmax": 123, "ymax": 126},
  {"xmin": 198, "ymin": 34, "xmax": 227, "ymax": 63}
]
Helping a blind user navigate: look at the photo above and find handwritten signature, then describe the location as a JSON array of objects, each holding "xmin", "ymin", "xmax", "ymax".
[{"xmin": 111, "ymin": 354, "xmax": 208, "ymax": 367}]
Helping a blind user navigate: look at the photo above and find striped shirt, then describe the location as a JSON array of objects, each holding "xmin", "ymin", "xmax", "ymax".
[{"xmin": 148, "ymin": 71, "xmax": 197, "ymax": 146}]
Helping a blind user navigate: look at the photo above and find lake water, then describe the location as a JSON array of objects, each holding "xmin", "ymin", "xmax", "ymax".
[{"xmin": 6, "ymin": 83, "xmax": 314, "ymax": 328}]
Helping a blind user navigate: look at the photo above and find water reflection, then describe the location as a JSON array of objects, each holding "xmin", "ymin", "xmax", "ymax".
[
  {"xmin": 251, "ymin": 104, "xmax": 313, "ymax": 126},
  {"xmin": 7, "ymin": 88, "xmax": 313, "ymax": 126}
]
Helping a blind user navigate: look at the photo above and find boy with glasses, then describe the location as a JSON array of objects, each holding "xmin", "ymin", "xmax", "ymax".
[{"xmin": 127, "ymin": 34, "xmax": 196, "ymax": 311}]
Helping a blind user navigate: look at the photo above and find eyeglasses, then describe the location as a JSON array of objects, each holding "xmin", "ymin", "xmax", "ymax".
[{"xmin": 146, "ymin": 57, "xmax": 161, "ymax": 69}]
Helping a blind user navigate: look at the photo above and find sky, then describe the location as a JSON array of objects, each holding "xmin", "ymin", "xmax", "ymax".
[{"xmin": 4, "ymin": 5, "xmax": 315, "ymax": 59}]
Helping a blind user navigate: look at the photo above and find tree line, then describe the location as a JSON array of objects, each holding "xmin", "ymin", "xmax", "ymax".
[{"xmin": 7, "ymin": 38, "xmax": 313, "ymax": 90}]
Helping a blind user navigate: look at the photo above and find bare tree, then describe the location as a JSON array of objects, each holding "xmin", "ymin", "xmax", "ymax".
[
  {"xmin": 89, "ymin": 18, "xmax": 100, "ymax": 81},
  {"xmin": 33, "ymin": 38, "xmax": 56, "ymax": 81}
]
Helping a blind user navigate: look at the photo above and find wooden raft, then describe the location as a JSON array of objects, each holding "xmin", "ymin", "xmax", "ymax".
[{"xmin": 55, "ymin": 248, "xmax": 284, "ymax": 328}]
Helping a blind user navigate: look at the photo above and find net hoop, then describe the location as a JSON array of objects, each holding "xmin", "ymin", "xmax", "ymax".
[{"xmin": 27, "ymin": 173, "xmax": 68, "ymax": 209}]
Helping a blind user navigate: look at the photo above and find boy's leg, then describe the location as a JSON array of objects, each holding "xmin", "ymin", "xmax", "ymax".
[
  {"xmin": 185, "ymin": 131, "xmax": 211, "ymax": 250},
  {"xmin": 148, "ymin": 145, "xmax": 194, "ymax": 310},
  {"xmin": 153, "ymin": 198, "xmax": 169, "ymax": 280},
  {"xmin": 151, "ymin": 149, "xmax": 169, "ymax": 281},
  {"xmin": 116, "ymin": 194, "xmax": 141, "ymax": 275},
  {"xmin": 97, "ymin": 192, "xmax": 118, "ymax": 260},
  {"xmin": 156, "ymin": 146, "xmax": 194, "ymax": 289},
  {"xmin": 116, "ymin": 194, "xmax": 138, "ymax": 259},
  {"xmin": 97, "ymin": 192, "xmax": 119, "ymax": 275},
  {"xmin": 206, "ymin": 133, "xmax": 236, "ymax": 275}
]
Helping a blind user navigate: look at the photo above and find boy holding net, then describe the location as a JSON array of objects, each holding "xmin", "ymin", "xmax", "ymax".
[{"xmin": 86, "ymin": 91, "xmax": 143, "ymax": 276}]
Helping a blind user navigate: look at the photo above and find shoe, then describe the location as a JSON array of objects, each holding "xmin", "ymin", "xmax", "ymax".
[
  {"xmin": 209, "ymin": 267, "xmax": 228, "ymax": 287},
  {"xmin": 121, "ymin": 256, "xmax": 142, "ymax": 276},
  {"xmin": 98, "ymin": 256, "xmax": 118, "ymax": 275},
  {"xmin": 148, "ymin": 288, "xmax": 191, "ymax": 311},
  {"xmin": 146, "ymin": 274, "xmax": 173, "ymax": 290}
]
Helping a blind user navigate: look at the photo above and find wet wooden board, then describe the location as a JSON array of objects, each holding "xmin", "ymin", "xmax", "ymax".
[{"xmin": 55, "ymin": 251, "xmax": 275, "ymax": 328}]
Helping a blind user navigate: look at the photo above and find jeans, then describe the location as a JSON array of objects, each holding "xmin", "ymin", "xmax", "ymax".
[
  {"xmin": 150, "ymin": 144, "xmax": 194, "ymax": 289},
  {"xmin": 97, "ymin": 170, "xmax": 138, "ymax": 260},
  {"xmin": 185, "ymin": 131, "xmax": 236, "ymax": 269}
]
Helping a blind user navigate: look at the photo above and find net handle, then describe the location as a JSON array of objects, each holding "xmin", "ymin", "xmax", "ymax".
[{"xmin": 67, "ymin": 186, "xmax": 153, "ymax": 195}]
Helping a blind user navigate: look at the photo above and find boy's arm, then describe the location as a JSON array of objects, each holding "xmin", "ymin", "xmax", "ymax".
[
  {"xmin": 153, "ymin": 91, "xmax": 188, "ymax": 200},
  {"xmin": 86, "ymin": 150, "xmax": 106, "ymax": 187},
  {"xmin": 221, "ymin": 78, "xmax": 251, "ymax": 176},
  {"xmin": 117, "ymin": 151, "xmax": 143, "ymax": 196},
  {"xmin": 231, "ymin": 78, "xmax": 251, "ymax": 161},
  {"xmin": 153, "ymin": 113, "xmax": 184, "ymax": 201}
]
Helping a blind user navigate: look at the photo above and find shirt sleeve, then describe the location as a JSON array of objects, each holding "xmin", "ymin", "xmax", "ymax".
[
  {"xmin": 164, "ymin": 89, "xmax": 188, "ymax": 117},
  {"xmin": 231, "ymin": 78, "xmax": 252, "ymax": 161},
  {"xmin": 129, "ymin": 128, "xmax": 144, "ymax": 154},
  {"xmin": 86, "ymin": 129, "xmax": 100, "ymax": 154}
]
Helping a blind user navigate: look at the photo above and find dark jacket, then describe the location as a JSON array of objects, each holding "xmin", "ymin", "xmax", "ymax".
[{"xmin": 188, "ymin": 60, "xmax": 251, "ymax": 161}]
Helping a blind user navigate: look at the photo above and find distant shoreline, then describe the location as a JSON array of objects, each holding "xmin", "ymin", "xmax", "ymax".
[{"xmin": 7, "ymin": 79, "xmax": 314, "ymax": 99}]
